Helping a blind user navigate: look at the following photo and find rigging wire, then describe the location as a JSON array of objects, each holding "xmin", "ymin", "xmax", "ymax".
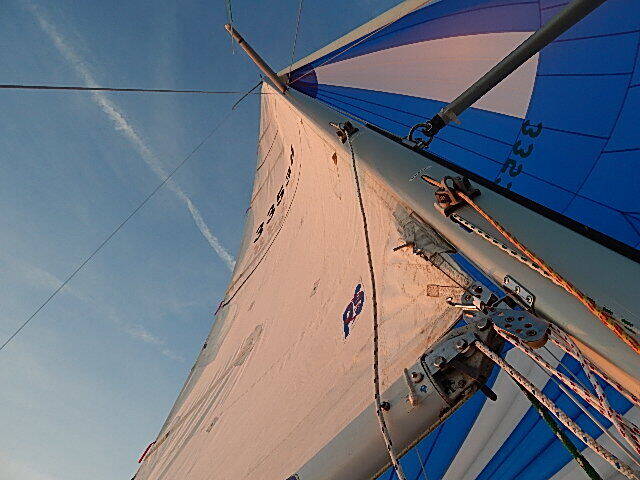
[
  {"xmin": 345, "ymin": 129, "xmax": 407, "ymax": 480},
  {"xmin": 224, "ymin": 0, "xmax": 236, "ymax": 54},
  {"xmin": 498, "ymin": 326, "xmax": 640, "ymax": 455},
  {"xmin": 495, "ymin": 325, "xmax": 640, "ymax": 463},
  {"xmin": 232, "ymin": 78, "xmax": 263, "ymax": 110},
  {"xmin": 414, "ymin": 448, "xmax": 430, "ymax": 480},
  {"xmin": 0, "ymin": 84, "xmax": 266, "ymax": 94},
  {"xmin": 287, "ymin": 0, "xmax": 305, "ymax": 78},
  {"xmin": 537, "ymin": 347, "xmax": 640, "ymax": 466},
  {"xmin": 0, "ymin": 108, "xmax": 235, "ymax": 354}
]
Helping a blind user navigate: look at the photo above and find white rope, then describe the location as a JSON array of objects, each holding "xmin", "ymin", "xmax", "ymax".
[
  {"xmin": 474, "ymin": 340, "xmax": 640, "ymax": 480},
  {"xmin": 550, "ymin": 325, "xmax": 640, "ymax": 451},
  {"xmin": 493, "ymin": 326, "xmax": 640, "ymax": 457},
  {"xmin": 547, "ymin": 325, "xmax": 640, "ymax": 408},
  {"xmin": 288, "ymin": 0, "xmax": 304, "ymax": 78}
]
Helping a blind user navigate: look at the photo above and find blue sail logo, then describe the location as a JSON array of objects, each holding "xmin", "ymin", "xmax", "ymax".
[{"xmin": 342, "ymin": 284, "xmax": 365, "ymax": 338}]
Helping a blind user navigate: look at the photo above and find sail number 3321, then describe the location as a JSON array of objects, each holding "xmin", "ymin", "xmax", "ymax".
[{"xmin": 495, "ymin": 120, "xmax": 543, "ymax": 189}]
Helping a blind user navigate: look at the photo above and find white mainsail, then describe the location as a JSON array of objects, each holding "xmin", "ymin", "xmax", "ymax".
[{"xmin": 135, "ymin": 83, "xmax": 470, "ymax": 479}]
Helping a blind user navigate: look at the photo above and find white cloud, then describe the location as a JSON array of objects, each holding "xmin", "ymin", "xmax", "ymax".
[
  {"xmin": 4, "ymin": 257, "xmax": 88, "ymax": 302},
  {"xmin": 0, "ymin": 454, "xmax": 59, "ymax": 480},
  {"xmin": 161, "ymin": 348, "xmax": 186, "ymax": 363},
  {"xmin": 5, "ymin": 256, "xmax": 184, "ymax": 362},
  {"xmin": 118, "ymin": 323, "xmax": 184, "ymax": 361},
  {"xmin": 120, "ymin": 323, "xmax": 165, "ymax": 346},
  {"xmin": 26, "ymin": 2, "xmax": 236, "ymax": 271}
]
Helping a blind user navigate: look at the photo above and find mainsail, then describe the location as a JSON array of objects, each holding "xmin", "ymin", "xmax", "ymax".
[
  {"xmin": 136, "ymin": 1, "xmax": 640, "ymax": 479},
  {"xmin": 135, "ymin": 81, "xmax": 476, "ymax": 479}
]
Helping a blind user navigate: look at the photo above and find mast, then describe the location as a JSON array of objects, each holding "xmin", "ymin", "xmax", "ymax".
[{"xmin": 224, "ymin": 24, "xmax": 287, "ymax": 94}]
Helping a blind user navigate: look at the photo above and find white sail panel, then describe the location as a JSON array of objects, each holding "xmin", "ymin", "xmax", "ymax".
[
  {"xmin": 135, "ymin": 83, "xmax": 468, "ymax": 480},
  {"xmin": 314, "ymin": 32, "xmax": 539, "ymax": 119}
]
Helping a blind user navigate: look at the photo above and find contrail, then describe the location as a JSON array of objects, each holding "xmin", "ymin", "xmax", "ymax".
[{"xmin": 27, "ymin": 3, "xmax": 236, "ymax": 271}]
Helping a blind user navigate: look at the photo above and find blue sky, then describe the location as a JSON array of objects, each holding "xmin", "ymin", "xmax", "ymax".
[{"xmin": 0, "ymin": 1, "xmax": 395, "ymax": 479}]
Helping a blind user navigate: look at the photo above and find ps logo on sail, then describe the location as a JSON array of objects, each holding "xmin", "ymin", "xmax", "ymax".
[{"xmin": 343, "ymin": 284, "xmax": 365, "ymax": 338}]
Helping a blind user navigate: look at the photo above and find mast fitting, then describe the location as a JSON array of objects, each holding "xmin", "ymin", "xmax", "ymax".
[
  {"xmin": 330, "ymin": 121, "xmax": 359, "ymax": 143},
  {"xmin": 422, "ymin": 175, "xmax": 480, "ymax": 217}
]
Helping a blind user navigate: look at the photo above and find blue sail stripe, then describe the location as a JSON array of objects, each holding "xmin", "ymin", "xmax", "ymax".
[
  {"xmin": 315, "ymin": 82, "xmax": 620, "ymax": 145},
  {"xmin": 306, "ymin": 80, "xmax": 640, "ymax": 249},
  {"xmin": 316, "ymin": 88, "xmax": 425, "ymax": 120},
  {"xmin": 542, "ymin": 0, "xmax": 640, "ymax": 43},
  {"xmin": 312, "ymin": 84, "xmax": 521, "ymax": 143},
  {"xmin": 325, "ymin": 2, "xmax": 539, "ymax": 64},
  {"xmin": 316, "ymin": 86, "xmax": 514, "ymax": 146},
  {"xmin": 473, "ymin": 353, "xmax": 633, "ymax": 480},
  {"xmin": 561, "ymin": 34, "xmax": 640, "ymax": 215},
  {"xmin": 288, "ymin": 0, "xmax": 539, "ymax": 77},
  {"xmin": 310, "ymin": 84, "xmax": 638, "ymax": 225},
  {"xmin": 315, "ymin": 92, "xmax": 414, "ymax": 128},
  {"xmin": 542, "ymin": 32, "xmax": 638, "ymax": 74}
]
